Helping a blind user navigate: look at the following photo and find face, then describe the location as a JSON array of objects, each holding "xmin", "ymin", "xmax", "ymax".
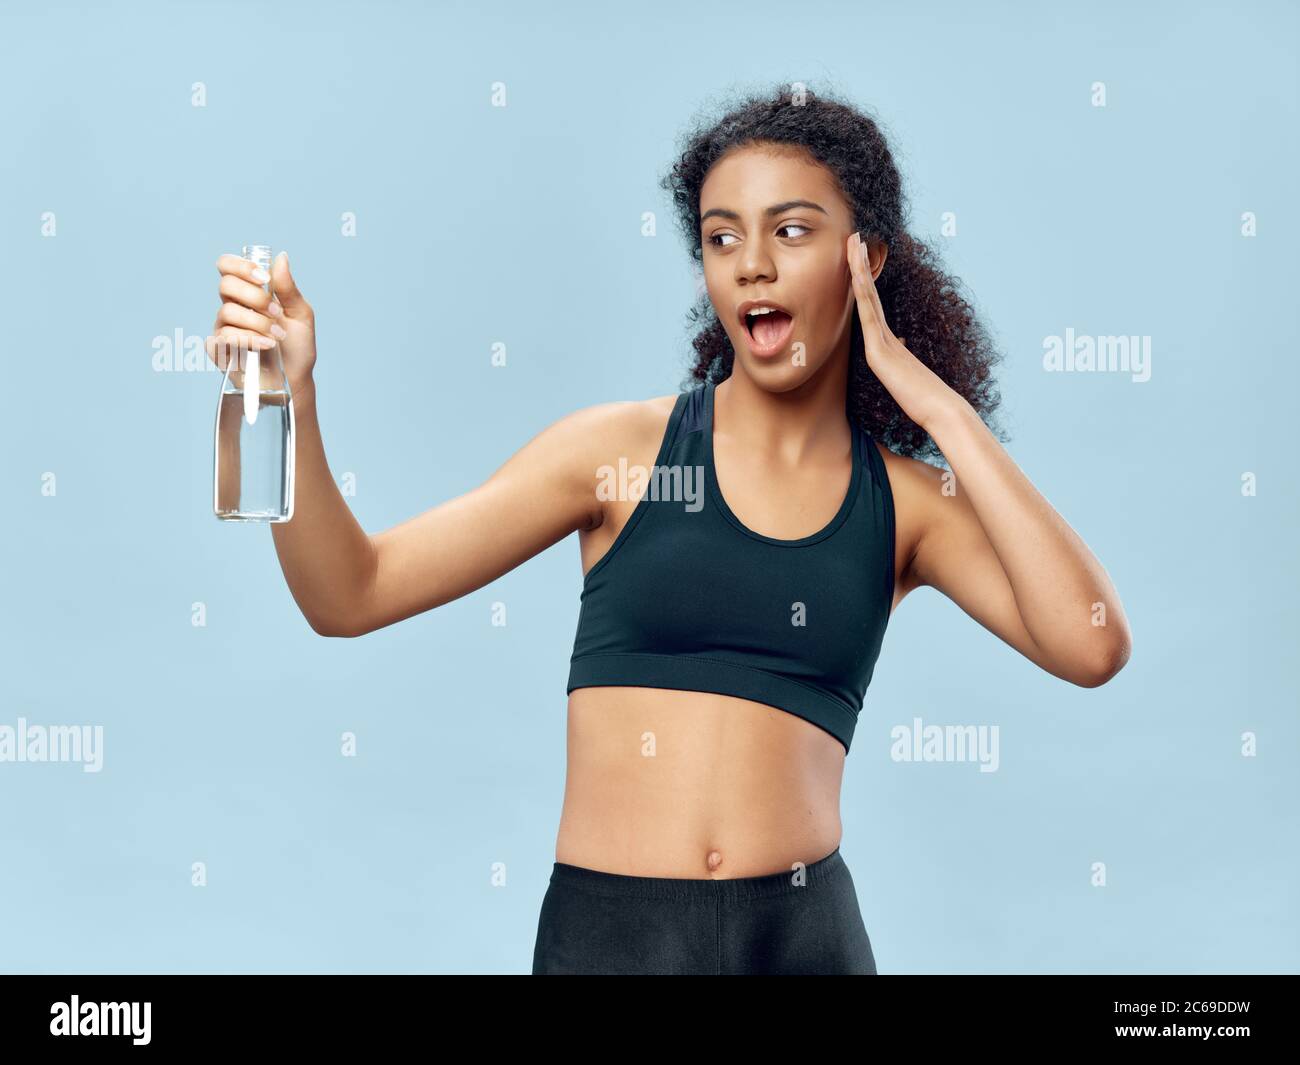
[{"xmin": 699, "ymin": 143, "xmax": 859, "ymax": 390}]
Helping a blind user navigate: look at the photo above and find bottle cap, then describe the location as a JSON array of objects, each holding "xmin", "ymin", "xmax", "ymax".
[{"xmin": 242, "ymin": 244, "xmax": 273, "ymax": 272}]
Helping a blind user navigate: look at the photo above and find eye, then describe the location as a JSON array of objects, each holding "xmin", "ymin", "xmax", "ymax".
[{"xmin": 706, "ymin": 224, "xmax": 811, "ymax": 248}]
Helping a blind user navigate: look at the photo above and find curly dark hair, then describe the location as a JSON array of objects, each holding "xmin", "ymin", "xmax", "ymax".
[{"xmin": 659, "ymin": 81, "xmax": 1007, "ymax": 463}]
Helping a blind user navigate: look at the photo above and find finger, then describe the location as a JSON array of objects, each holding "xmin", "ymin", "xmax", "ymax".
[
  {"xmin": 846, "ymin": 231, "xmax": 865, "ymax": 298},
  {"xmin": 846, "ymin": 230, "xmax": 862, "ymax": 280},
  {"xmin": 218, "ymin": 272, "xmax": 274, "ymax": 313},
  {"xmin": 859, "ymin": 239, "xmax": 892, "ymax": 336},
  {"xmin": 268, "ymin": 251, "xmax": 310, "ymax": 317},
  {"xmin": 217, "ymin": 292, "xmax": 282, "ymax": 318},
  {"xmin": 216, "ymin": 300, "xmax": 285, "ymax": 338},
  {"xmin": 850, "ymin": 234, "xmax": 893, "ymax": 345},
  {"xmin": 216, "ymin": 252, "xmax": 271, "ymax": 286},
  {"xmin": 848, "ymin": 233, "xmax": 883, "ymax": 335},
  {"xmin": 213, "ymin": 325, "xmax": 278, "ymax": 352}
]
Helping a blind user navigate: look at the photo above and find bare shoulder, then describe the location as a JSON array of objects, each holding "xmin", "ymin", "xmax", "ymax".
[
  {"xmin": 558, "ymin": 392, "xmax": 678, "ymax": 462},
  {"xmin": 871, "ymin": 440, "xmax": 950, "ymax": 598},
  {"xmin": 550, "ymin": 391, "xmax": 681, "ymax": 530},
  {"xmin": 526, "ymin": 392, "xmax": 677, "ymax": 460},
  {"xmin": 873, "ymin": 440, "xmax": 950, "ymax": 497}
]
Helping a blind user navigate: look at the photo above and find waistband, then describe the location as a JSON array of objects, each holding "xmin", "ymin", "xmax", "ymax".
[{"xmin": 548, "ymin": 847, "xmax": 846, "ymax": 901}]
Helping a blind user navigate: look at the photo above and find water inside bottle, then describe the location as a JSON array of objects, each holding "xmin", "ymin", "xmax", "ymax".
[{"xmin": 214, "ymin": 385, "xmax": 295, "ymax": 521}]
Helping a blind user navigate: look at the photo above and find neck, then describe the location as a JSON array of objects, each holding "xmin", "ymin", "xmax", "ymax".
[{"xmin": 714, "ymin": 354, "xmax": 854, "ymax": 466}]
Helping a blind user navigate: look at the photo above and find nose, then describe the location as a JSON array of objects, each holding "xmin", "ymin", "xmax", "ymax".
[{"xmin": 734, "ymin": 234, "xmax": 776, "ymax": 284}]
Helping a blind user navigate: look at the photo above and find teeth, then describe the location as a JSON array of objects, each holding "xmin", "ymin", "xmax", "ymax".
[{"xmin": 744, "ymin": 306, "xmax": 785, "ymax": 331}]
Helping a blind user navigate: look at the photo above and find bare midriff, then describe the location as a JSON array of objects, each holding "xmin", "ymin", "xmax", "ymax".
[{"xmin": 555, "ymin": 685, "xmax": 846, "ymax": 879}]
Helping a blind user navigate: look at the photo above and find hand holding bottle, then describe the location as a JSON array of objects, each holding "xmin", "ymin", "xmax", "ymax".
[
  {"xmin": 211, "ymin": 245, "xmax": 306, "ymax": 522},
  {"xmin": 206, "ymin": 250, "xmax": 317, "ymax": 395}
]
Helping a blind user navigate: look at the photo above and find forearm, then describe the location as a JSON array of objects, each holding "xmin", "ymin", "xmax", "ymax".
[
  {"xmin": 269, "ymin": 379, "xmax": 376, "ymax": 636},
  {"xmin": 921, "ymin": 392, "xmax": 1131, "ymax": 676}
]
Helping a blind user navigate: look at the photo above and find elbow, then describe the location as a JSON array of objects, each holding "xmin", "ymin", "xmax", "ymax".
[
  {"xmin": 1073, "ymin": 633, "xmax": 1132, "ymax": 688},
  {"xmin": 306, "ymin": 612, "xmax": 366, "ymax": 639}
]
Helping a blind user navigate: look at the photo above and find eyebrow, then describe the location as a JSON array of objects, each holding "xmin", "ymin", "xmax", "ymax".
[{"xmin": 699, "ymin": 199, "xmax": 830, "ymax": 225}]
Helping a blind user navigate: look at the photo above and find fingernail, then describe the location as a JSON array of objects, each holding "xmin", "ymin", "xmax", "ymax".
[
  {"xmin": 252, "ymin": 267, "xmax": 270, "ymax": 283},
  {"xmin": 266, "ymin": 301, "xmax": 283, "ymax": 317},
  {"xmin": 270, "ymin": 323, "xmax": 288, "ymax": 340}
]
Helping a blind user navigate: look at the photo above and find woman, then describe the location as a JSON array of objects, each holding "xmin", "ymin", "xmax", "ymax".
[{"xmin": 206, "ymin": 85, "xmax": 1132, "ymax": 975}]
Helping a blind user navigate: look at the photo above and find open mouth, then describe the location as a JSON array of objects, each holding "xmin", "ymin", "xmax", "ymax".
[{"xmin": 743, "ymin": 307, "xmax": 795, "ymax": 353}]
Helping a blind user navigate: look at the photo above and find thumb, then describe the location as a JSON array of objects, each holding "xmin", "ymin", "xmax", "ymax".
[{"xmin": 270, "ymin": 251, "xmax": 310, "ymax": 316}]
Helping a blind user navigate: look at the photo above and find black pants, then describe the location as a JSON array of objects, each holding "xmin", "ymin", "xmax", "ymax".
[{"xmin": 531, "ymin": 846, "xmax": 877, "ymax": 974}]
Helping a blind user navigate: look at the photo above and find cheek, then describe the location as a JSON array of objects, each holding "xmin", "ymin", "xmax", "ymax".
[
  {"xmin": 702, "ymin": 274, "xmax": 735, "ymax": 330},
  {"xmin": 800, "ymin": 263, "xmax": 852, "ymax": 333}
]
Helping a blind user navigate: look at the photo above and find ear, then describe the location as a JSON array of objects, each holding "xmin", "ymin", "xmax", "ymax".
[{"xmin": 868, "ymin": 242, "xmax": 887, "ymax": 282}]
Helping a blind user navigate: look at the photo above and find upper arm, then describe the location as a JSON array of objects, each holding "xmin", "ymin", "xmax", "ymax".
[
  {"xmin": 344, "ymin": 403, "xmax": 618, "ymax": 637},
  {"xmin": 886, "ymin": 448, "xmax": 1054, "ymax": 673}
]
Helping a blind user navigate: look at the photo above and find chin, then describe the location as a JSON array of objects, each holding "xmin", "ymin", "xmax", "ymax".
[{"xmin": 731, "ymin": 353, "xmax": 823, "ymax": 393}]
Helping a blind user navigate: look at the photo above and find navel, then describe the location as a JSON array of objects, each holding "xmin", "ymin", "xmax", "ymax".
[{"xmin": 705, "ymin": 848, "xmax": 724, "ymax": 873}]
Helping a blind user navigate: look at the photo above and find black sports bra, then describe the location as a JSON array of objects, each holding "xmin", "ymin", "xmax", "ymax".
[{"xmin": 566, "ymin": 377, "xmax": 895, "ymax": 754}]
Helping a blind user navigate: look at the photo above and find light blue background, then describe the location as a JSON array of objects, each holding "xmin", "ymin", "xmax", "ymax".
[{"xmin": 0, "ymin": 0, "xmax": 1295, "ymax": 974}]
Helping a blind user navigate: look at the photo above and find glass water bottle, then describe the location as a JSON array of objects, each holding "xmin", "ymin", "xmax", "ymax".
[{"xmin": 213, "ymin": 244, "xmax": 296, "ymax": 522}]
